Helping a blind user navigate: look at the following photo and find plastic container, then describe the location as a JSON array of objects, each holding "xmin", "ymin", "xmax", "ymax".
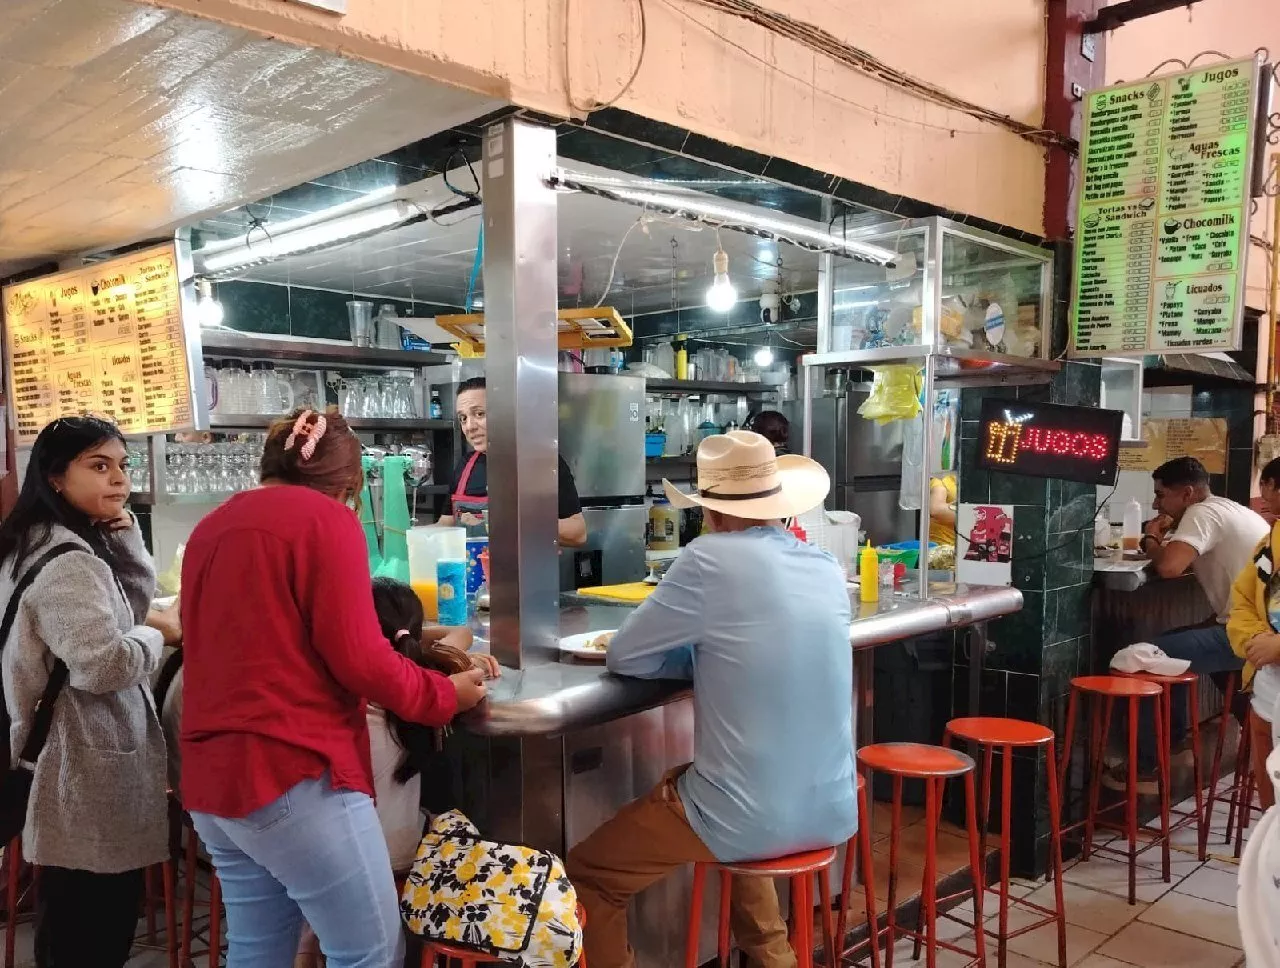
[
  {"xmin": 875, "ymin": 540, "xmax": 939, "ymax": 570},
  {"xmin": 465, "ymin": 536, "xmax": 489, "ymax": 600},
  {"xmin": 859, "ymin": 543, "xmax": 880, "ymax": 603},
  {"xmin": 645, "ymin": 433, "xmax": 667, "ymax": 458},
  {"xmin": 408, "ymin": 526, "xmax": 465, "ymax": 620},
  {"xmin": 1122, "ymin": 498, "xmax": 1143, "ymax": 552},
  {"xmin": 436, "ymin": 559, "xmax": 468, "ymax": 626},
  {"xmin": 648, "ymin": 499, "xmax": 679, "ymax": 551}
]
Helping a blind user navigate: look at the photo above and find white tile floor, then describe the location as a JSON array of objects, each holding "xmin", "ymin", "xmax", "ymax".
[{"xmin": 900, "ymin": 794, "xmax": 1251, "ymax": 968}]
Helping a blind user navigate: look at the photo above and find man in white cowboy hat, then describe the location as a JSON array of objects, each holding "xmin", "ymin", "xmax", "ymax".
[{"xmin": 567, "ymin": 430, "xmax": 856, "ymax": 968}]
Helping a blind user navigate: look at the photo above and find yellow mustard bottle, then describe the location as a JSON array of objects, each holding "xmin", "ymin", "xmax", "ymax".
[
  {"xmin": 858, "ymin": 542, "xmax": 879, "ymax": 603},
  {"xmin": 675, "ymin": 335, "xmax": 688, "ymax": 381}
]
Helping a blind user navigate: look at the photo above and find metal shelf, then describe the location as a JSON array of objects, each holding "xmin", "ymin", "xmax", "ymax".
[
  {"xmin": 200, "ymin": 329, "xmax": 450, "ymax": 367},
  {"xmin": 645, "ymin": 379, "xmax": 774, "ymax": 396},
  {"xmin": 209, "ymin": 414, "xmax": 453, "ymax": 432},
  {"xmin": 130, "ymin": 492, "xmax": 239, "ymax": 507}
]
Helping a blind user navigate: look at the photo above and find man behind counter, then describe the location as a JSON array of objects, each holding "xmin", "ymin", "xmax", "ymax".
[{"xmin": 437, "ymin": 377, "xmax": 588, "ymax": 548}]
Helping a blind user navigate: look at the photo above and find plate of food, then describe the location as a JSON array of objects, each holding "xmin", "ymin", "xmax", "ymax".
[{"xmin": 559, "ymin": 630, "xmax": 616, "ymax": 661}]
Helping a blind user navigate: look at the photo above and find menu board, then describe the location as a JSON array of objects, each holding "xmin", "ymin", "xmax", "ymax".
[
  {"xmin": 2, "ymin": 243, "xmax": 198, "ymax": 446},
  {"xmin": 1070, "ymin": 57, "xmax": 1262, "ymax": 357},
  {"xmin": 1115, "ymin": 417, "xmax": 1228, "ymax": 474}
]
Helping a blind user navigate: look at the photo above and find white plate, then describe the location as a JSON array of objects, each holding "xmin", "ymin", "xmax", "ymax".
[{"xmin": 559, "ymin": 630, "xmax": 616, "ymax": 661}]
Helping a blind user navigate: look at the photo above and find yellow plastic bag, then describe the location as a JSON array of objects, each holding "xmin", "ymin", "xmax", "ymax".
[{"xmin": 857, "ymin": 365, "xmax": 923, "ymax": 424}]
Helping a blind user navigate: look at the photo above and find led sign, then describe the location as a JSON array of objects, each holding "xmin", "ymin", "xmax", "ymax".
[{"xmin": 976, "ymin": 399, "xmax": 1124, "ymax": 485}]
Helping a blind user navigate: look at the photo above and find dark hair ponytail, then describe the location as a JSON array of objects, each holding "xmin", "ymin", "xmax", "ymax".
[
  {"xmin": 0, "ymin": 416, "xmax": 126, "ymax": 578},
  {"xmin": 370, "ymin": 578, "xmax": 470, "ymax": 785}
]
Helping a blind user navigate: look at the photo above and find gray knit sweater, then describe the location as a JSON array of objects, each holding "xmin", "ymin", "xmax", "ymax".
[{"xmin": 0, "ymin": 522, "xmax": 168, "ymax": 873}]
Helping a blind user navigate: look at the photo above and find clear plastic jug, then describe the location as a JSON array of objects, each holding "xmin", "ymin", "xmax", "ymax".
[{"xmin": 407, "ymin": 526, "xmax": 465, "ymax": 620}]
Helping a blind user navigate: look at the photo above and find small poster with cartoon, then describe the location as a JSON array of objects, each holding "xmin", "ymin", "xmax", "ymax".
[{"xmin": 956, "ymin": 504, "xmax": 1014, "ymax": 586}]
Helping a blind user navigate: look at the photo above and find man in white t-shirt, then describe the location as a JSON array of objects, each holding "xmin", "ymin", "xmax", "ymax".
[{"xmin": 1106, "ymin": 457, "xmax": 1268, "ymax": 790}]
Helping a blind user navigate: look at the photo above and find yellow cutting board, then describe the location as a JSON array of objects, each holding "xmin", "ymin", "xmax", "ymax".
[{"xmin": 576, "ymin": 582, "xmax": 656, "ymax": 603}]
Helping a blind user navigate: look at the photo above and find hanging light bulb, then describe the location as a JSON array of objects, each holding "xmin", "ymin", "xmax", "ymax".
[
  {"xmin": 754, "ymin": 346, "xmax": 774, "ymax": 367},
  {"xmin": 705, "ymin": 245, "xmax": 737, "ymax": 313},
  {"xmin": 196, "ymin": 278, "xmax": 224, "ymax": 328}
]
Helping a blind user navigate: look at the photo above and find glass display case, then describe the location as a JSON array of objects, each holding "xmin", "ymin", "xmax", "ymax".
[{"xmin": 813, "ymin": 217, "xmax": 1053, "ymax": 364}]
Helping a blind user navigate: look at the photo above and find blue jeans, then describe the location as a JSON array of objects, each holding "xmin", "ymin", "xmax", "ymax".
[
  {"xmin": 1135, "ymin": 623, "xmax": 1242, "ymax": 773},
  {"xmin": 191, "ymin": 774, "xmax": 405, "ymax": 968}
]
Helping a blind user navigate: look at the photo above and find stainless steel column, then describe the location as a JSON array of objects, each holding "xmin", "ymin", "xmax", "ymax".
[{"xmin": 481, "ymin": 119, "xmax": 560, "ymax": 670}]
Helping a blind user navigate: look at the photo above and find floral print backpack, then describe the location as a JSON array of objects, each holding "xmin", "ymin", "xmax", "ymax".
[{"xmin": 400, "ymin": 810, "xmax": 583, "ymax": 967}]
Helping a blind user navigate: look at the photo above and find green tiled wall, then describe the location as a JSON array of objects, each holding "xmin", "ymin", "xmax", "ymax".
[{"xmin": 950, "ymin": 360, "xmax": 1100, "ymax": 875}]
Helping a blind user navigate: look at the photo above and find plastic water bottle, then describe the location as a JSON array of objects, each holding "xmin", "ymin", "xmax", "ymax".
[{"xmin": 1122, "ymin": 498, "xmax": 1143, "ymax": 553}]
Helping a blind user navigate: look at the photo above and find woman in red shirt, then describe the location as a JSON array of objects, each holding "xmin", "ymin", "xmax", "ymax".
[{"xmin": 179, "ymin": 409, "xmax": 486, "ymax": 968}]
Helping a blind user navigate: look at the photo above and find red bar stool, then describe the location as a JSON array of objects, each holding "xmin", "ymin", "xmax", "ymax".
[
  {"xmin": 420, "ymin": 903, "xmax": 587, "ymax": 967},
  {"xmin": 945, "ymin": 717, "xmax": 1066, "ymax": 968},
  {"xmin": 137, "ymin": 859, "xmax": 179, "ymax": 968},
  {"xmin": 1225, "ymin": 719, "xmax": 1259, "ymax": 859},
  {"xmin": 1057, "ymin": 676, "xmax": 1169, "ymax": 905},
  {"xmin": 683, "ymin": 847, "xmax": 837, "ymax": 968},
  {"xmin": 834, "ymin": 774, "xmax": 881, "ymax": 968},
  {"xmin": 179, "ymin": 814, "xmax": 224, "ymax": 968},
  {"xmin": 856, "ymin": 742, "xmax": 985, "ymax": 968},
  {"xmin": 1112, "ymin": 669, "xmax": 1206, "ymax": 861},
  {"xmin": 1201, "ymin": 672, "xmax": 1246, "ymax": 860}
]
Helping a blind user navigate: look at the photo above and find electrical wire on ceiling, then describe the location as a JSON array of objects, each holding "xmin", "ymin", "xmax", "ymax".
[
  {"xmin": 665, "ymin": 0, "xmax": 1073, "ymax": 151},
  {"xmin": 565, "ymin": 0, "xmax": 648, "ymax": 114}
]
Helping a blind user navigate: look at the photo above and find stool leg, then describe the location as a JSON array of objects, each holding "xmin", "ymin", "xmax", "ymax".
[
  {"xmin": 1045, "ymin": 739, "xmax": 1067, "ymax": 968},
  {"xmin": 963, "ymin": 769, "xmax": 986, "ymax": 968},
  {"xmin": 1202, "ymin": 676, "xmax": 1235, "ymax": 858},
  {"xmin": 1227, "ymin": 723, "xmax": 1250, "ymax": 846},
  {"xmin": 181, "ymin": 822, "xmax": 198, "ymax": 967},
  {"xmin": 818, "ymin": 868, "xmax": 835, "ymax": 968},
  {"xmin": 5, "ymin": 837, "xmax": 20, "ymax": 968},
  {"xmin": 1154, "ymin": 696, "xmax": 1171, "ymax": 883},
  {"xmin": 1188, "ymin": 678, "xmax": 1205, "ymax": 862},
  {"xmin": 717, "ymin": 869, "xmax": 731, "ymax": 968},
  {"xmin": 1125, "ymin": 696, "xmax": 1139, "ymax": 906},
  {"xmin": 1057, "ymin": 689, "xmax": 1079, "ymax": 805},
  {"xmin": 208, "ymin": 873, "xmax": 222, "ymax": 968},
  {"xmin": 1084, "ymin": 696, "xmax": 1113, "ymax": 860},
  {"xmin": 859, "ymin": 776, "xmax": 881, "ymax": 968},
  {"xmin": 998, "ymin": 744, "xmax": 1013, "ymax": 968},
  {"xmin": 912, "ymin": 774, "xmax": 948, "ymax": 965},
  {"xmin": 164, "ymin": 859, "xmax": 178, "ymax": 968},
  {"xmin": 684, "ymin": 863, "xmax": 707, "ymax": 968},
  {"xmin": 885, "ymin": 775, "xmax": 902, "ymax": 968},
  {"xmin": 980, "ymin": 744, "xmax": 994, "ymax": 866},
  {"xmin": 794, "ymin": 872, "xmax": 814, "ymax": 968},
  {"xmin": 1235, "ymin": 759, "xmax": 1255, "ymax": 860},
  {"xmin": 146, "ymin": 863, "xmax": 158, "ymax": 944},
  {"xmin": 922, "ymin": 777, "xmax": 939, "ymax": 968}
]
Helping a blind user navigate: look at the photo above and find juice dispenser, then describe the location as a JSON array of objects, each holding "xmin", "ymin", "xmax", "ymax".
[
  {"xmin": 359, "ymin": 454, "xmax": 383, "ymax": 574},
  {"xmin": 407, "ymin": 526, "xmax": 465, "ymax": 620}
]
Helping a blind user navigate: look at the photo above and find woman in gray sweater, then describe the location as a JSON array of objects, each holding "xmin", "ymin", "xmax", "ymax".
[{"xmin": 0, "ymin": 416, "xmax": 180, "ymax": 968}]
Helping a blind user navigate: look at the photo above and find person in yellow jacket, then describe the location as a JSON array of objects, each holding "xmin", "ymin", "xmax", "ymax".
[
  {"xmin": 929, "ymin": 473, "xmax": 957, "ymax": 547},
  {"xmin": 1227, "ymin": 457, "xmax": 1280, "ymax": 810}
]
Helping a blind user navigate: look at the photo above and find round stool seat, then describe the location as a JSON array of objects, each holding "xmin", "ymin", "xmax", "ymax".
[
  {"xmin": 1112, "ymin": 668, "xmax": 1198, "ymax": 686},
  {"xmin": 858, "ymin": 742, "xmax": 975, "ymax": 778},
  {"xmin": 1070, "ymin": 675, "xmax": 1161, "ymax": 698},
  {"xmin": 947, "ymin": 717, "xmax": 1053, "ymax": 747},
  {"xmin": 718, "ymin": 846, "xmax": 837, "ymax": 878}
]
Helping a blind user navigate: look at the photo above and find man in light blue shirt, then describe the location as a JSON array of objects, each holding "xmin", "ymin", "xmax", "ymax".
[{"xmin": 567, "ymin": 431, "xmax": 856, "ymax": 968}]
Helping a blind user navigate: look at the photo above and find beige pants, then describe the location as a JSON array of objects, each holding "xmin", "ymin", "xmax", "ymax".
[{"xmin": 566, "ymin": 767, "xmax": 797, "ymax": 968}]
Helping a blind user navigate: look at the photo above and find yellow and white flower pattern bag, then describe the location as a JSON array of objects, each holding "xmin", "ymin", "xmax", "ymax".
[{"xmin": 400, "ymin": 810, "xmax": 582, "ymax": 967}]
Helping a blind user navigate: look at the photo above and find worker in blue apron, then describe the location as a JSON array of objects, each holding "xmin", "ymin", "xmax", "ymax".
[{"xmin": 437, "ymin": 376, "xmax": 588, "ymax": 548}]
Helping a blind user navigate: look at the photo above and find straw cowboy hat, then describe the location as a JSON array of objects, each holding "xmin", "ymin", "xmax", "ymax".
[{"xmin": 663, "ymin": 430, "xmax": 830, "ymax": 520}]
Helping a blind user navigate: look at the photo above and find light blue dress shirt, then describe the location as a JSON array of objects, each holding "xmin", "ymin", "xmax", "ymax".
[{"xmin": 606, "ymin": 526, "xmax": 857, "ymax": 862}]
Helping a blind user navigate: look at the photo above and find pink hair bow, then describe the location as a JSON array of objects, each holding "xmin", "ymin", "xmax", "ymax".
[{"xmin": 284, "ymin": 410, "xmax": 327, "ymax": 461}]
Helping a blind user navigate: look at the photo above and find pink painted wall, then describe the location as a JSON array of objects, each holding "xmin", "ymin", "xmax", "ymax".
[
  {"xmin": 147, "ymin": 0, "xmax": 1050, "ymax": 234},
  {"xmin": 1105, "ymin": 0, "xmax": 1279, "ymax": 313}
]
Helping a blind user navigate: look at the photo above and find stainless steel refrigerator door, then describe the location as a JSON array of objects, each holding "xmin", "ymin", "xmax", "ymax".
[
  {"xmin": 559, "ymin": 505, "xmax": 649, "ymax": 589},
  {"xmin": 558, "ymin": 373, "xmax": 646, "ymax": 500}
]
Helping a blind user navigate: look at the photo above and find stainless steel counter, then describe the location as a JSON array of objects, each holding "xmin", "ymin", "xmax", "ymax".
[
  {"xmin": 461, "ymin": 582, "xmax": 1023, "ymax": 737},
  {"xmin": 1092, "ymin": 556, "xmax": 1153, "ymax": 592}
]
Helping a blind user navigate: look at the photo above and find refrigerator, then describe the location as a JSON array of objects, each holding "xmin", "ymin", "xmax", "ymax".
[
  {"xmin": 557, "ymin": 373, "xmax": 648, "ymax": 590},
  {"xmin": 781, "ymin": 391, "xmax": 919, "ymax": 547}
]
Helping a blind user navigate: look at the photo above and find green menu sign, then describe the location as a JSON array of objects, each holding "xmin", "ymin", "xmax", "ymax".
[{"xmin": 1069, "ymin": 57, "xmax": 1262, "ymax": 357}]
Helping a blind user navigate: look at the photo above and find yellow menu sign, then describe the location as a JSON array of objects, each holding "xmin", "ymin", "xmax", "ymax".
[
  {"xmin": 2, "ymin": 243, "xmax": 197, "ymax": 446},
  {"xmin": 1070, "ymin": 57, "xmax": 1263, "ymax": 357},
  {"xmin": 1115, "ymin": 418, "xmax": 1227, "ymax": 474}
]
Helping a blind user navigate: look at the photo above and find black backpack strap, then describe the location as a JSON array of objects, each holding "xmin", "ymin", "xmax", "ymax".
[
  {"xmin": 1, "ymin": 543, "xmax": 84, "ymax": 771},
  {"xmin": 152, "ymin": 648, "xmax": 183, "ymax": 715}
]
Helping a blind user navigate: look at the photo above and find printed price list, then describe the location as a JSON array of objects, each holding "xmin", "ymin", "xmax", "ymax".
[{"xmin": 2, "ymin": 244, "xmax": 195, "ymax": 446}]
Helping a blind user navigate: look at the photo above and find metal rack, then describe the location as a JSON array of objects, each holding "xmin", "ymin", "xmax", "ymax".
[{"xmin": 132, "ymin": 333, "xmax": 456, "ymax": 507}]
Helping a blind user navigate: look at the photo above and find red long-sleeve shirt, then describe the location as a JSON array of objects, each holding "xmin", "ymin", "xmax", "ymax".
[{"xmin": 179, "ymin": 484, "xmax": 457, "ymax": 817}]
